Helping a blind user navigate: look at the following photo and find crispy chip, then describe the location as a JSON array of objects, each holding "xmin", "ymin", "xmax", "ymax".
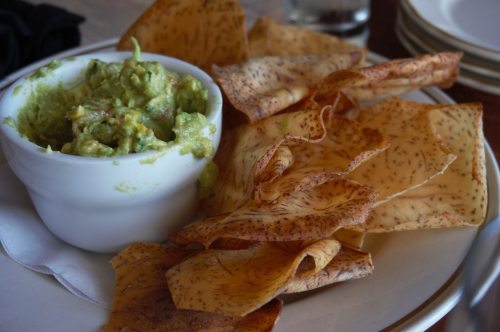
[
  {"xmin": 283, "ymin": 246, "xmax": 373, "ymax": 293},
  {"xmin": 210, "ymin": 238, "xmax": 258, "ymax": 250},
  {"xmin": 212, "ymin": 52, "xmax": 362, "ymax": 122},
  {"xmin": 166, "ymin": 238, "xmax": 341, "ymax": 317},
  {"xmin": 256, "ymin": 145, "xmax": 294, "ymax": 184},
  {"xmin": 347, "ymin": 98, "xmax": 457, "ymax": 204},
  {"xmin": 350, "ymin": 103, "xmax": 487, "ymax": 232},
  {"xmin": 199, "ymin": 109, "xmax": 327, "ymax": 216},
  {"xmin": 333, "ymin": 229, "xmax": 366, "ymax": 250},
  {"xmin": 254, "ymin": 116, "xmax": 390, "ymax": 204},
  {"xmin": 117, "ymin": 0, "xmax": 248, "ymax": 71},
  {"xmin": 311, "ymin": 52, "xmax": 462, "ymax": 110},
  {"xmin": 248, "ymin": 17, "xmax": 365, "ymax": 58},
  {"xmin": 236, "ymin": 299, "xmax": 284, "ymax": 332},
  {"xmin": 103, "ymin": 242, "xmax": 282, "ymax": 332},
  {"xmin": 171, "ymin": 179, "xmax": 376, "ymax": 248}
]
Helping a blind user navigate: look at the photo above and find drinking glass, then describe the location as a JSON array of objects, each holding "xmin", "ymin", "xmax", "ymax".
[{"xmin": 285, "ymin": 0, "xmax": 371, "ymax": 36}]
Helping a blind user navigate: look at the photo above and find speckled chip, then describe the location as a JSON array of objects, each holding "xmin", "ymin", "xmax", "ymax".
[
  {"xmin": 212, "ymin": 52, "xmax": 362, "ymax": 122},
  {"xmin": 103, "ymin": 242, "xmax": 283, "ymax": 331},
  {"xmin": 247, "ymin": 17, "xmax": 365, "ymax": 58},
  {"xmin": 347, "ymin": 98, "xmax": 457, "ymax": 204},
  {"xmin": 166, "ymin": 238, "xmax": 341, "ymax": 316},
  {"xmin": 117, "ymin": 0, "xmax": 248, "ymax": 71},
  {"xmin": 196, "ymin": 108, "xmax": 328, "ymax": 217},
  {"xmin": 170, "ymin": 178, "xmax": 377, "ymax": 248},
  {"xmin": 310, "ymin": 52, "xmax": 463, "ymax": 111},
  {"xmin": 350, "ymin": 102, "xmax": 487, "ymax": 232}
]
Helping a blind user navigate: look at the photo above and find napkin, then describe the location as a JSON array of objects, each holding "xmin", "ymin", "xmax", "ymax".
[
  {"xmin": 0, "ymin": 149, "xmax": 115, "ymax": 307},
  {"xmin": 0, "ymin": 0, "xmax": 85, "ymax": 79}
]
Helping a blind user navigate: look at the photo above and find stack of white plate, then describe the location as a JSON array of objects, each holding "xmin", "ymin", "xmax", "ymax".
[{"xmin": 397, "ymin": 0, "xmax": 500, "ymax": 95}]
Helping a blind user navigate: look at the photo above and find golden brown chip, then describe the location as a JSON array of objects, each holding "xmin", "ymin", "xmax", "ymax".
[
  {"xmin": 256, "ymin": 145, "xmax": 294, "ymax": 184},
  {"xmin": 171, "ymin": 179, "xmax": 376, "ymax": 248},
  {"xmin": 254, "ymin": 116, "xmax": 389, "ymax": 204},
  {"xmin": 350, "ymin": 102, "xmax": 487, "ymax": 232},
  {"xmin": 104, "ymin": 242, "xmax": 282, "ymax": 332},
  {"xmin": 283, "ymin": 246, "xmax": 373, "ymax": 293},
  {"xmin": 347, "ymin": 98, "xmax": 456, "ymax": 204},
  {"xmin": 236, "ymin": 299, "xmax": 284, "ymax": 332},
  {"xmin": 333, "ymin": 229, "xmax": 366, "ymax": 250},
  {"xmin": 199, "ymin": 109, "xmax": 327, "ymax": 216},
  {"xmin": 350, "ymin": 52, "xmax": 462, "ymax": 94},
  {"xmin": 311, "ymin": 52, "xmax": 462, "ymax": 110},
  {"xmin": 212, "ymin": 52, "xmax": 362, "ymax": 122},
  {"xmin": 166, "ymin": 238, "xmax": 341, "ymax": 317},
  {"xmin": 248, "ymin": 17, "xmax": 365, "ymax": 58},
  {"xmin": 210, "ymin": 238, "xmax": 258, "ymax": 250},
  {"xmin": 117, "ymin": 0, "xmax": 248, "ymax": 71}
]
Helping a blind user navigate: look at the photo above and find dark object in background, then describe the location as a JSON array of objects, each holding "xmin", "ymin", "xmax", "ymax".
[{"xmin": 0, "ymin": 0, "xmax": 84, "ymax": 79}]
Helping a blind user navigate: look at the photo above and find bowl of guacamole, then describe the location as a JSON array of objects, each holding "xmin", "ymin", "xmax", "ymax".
[{"xmin": 0, "ymin": 42, "xmax": 223, "ymax": 253}]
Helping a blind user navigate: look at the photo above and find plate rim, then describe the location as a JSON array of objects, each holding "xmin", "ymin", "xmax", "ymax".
[
  {"xmin": 402, "ymin": 0, "xmax": 500, "ymax": 62},
  {"xmin": 397, "ymin": 8, "xmax": 500, "ymax": 78},
  {"xmin": 395, "ymin": 16, "xmax": 500, "ymax": 96},
  {"xmin": 0, "ymin": 38, "xmax": 499, "ymax": 332}
]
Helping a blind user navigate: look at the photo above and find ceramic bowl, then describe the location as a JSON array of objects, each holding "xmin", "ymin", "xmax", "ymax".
[{"xmin": 0, "ymin": 52, "xmax": 222, "ymax": 253}]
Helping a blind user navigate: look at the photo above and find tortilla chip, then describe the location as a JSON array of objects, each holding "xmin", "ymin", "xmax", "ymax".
[
  {"xmin": 103, "ymin": 242, "xmax": 282, "ymax": 332},
  {"xmin": 347, "ymin": 98, "xmax": 456, "ymax": 204},
  {"xmin": 256, "ymin": 145, "xmax": 294, "ymax": 184},
  {"xmin": 166, "ymin": 238, "xmax": 341, "ymax": 317},
  {"xmin": 212, "ymin": 52, "xmax": 362, "ymax": 122},
  {"xmin": 350, "ymin": 103, "xmax": 487, "ymax": 232},
  {"xmin": 311, "ymin": 52, "xmax": 462, "ymax": 110},
  {"xmin": 254, "ymin": 116, "xmax": 389, "ymax": 204},
  {"xmin": 333, "ymin": 229, "xmax": 366, "ymax": 250},
  {"xmin": 248, "ymin": 17, "xmax": 364, "ymax": 58},
  {"xmin": 210, "ymin": 238, "xmax": 258, "ymax": 250},
  {"xmin": 236, "ymin": 299, "xmax": 284, "ymax": 331},
  {"xmin": 171, "ymin": 179, "xmax": 376, "ymax": 248},
  {"xmin": 199, "ymin": 109, "xmax": 327, "ymax": 216},
  {"xmin": 283, "ymin": 246, "xmax": 373, "ymax": 293},
  {"xmin": 117, "ymin": 0, "xmax": 248, "ymax": 71}
]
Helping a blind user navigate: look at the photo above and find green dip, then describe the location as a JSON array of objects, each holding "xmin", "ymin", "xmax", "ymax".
[{"xmin": 16, "ymin": 39, "xmax": 213, "ymax": 158}]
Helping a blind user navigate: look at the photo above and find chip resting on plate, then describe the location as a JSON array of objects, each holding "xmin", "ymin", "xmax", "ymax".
[
  {"xmin": 283, "ymin": 246, "xmax": 373, "ymax": 293},
  {"xmin": 347, "ymin": 98, "xmax": 456, "ymax": 204},
  {"xmin": 254, "ymin": 116, "xmax": 390, "ymax": 204},
  {"xmin": 350, "ymin": 102, "xmax": 487, "ymax": 232},
  {"xmin": 103, "ymin": 242, "xmax": 283, "ymax": 331},
  {"xmin": 247, "ymin": 17, "xmax": 365, "ymax": 58},
  {"xmin": 199, "ymin": 108, "xmax": 327, "ymax": 216},
  {"xmin": 166, "ymin": 238, "xmax": 341, "ymax": 317},
  {"xmin": 333, "ymin": 229, "xmax": 367, "ymax": 250},
  {"xmin": 117, "ymin": 0, "xmax": 248, "ymax": 71},
  {"xmin": 170, "ymin": 179, "xmax": 377, "ymax": 248},
  {"xmin": 212, "ymin": 52, "xmax": 362, "ymax": 122},
  {"xmin": 311, "ymin": 52, "xmax": 462, "ymax": 110}
]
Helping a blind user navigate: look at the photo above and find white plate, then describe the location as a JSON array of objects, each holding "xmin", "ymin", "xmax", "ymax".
[
  {"xmin": 397, "ymin": 7, "xmax": 500, "ymax": 80},
  {"xmin": 0, "ymin": 41, "xmax": 499, "ymax": 332},
  {"xmin": 403, "ymin": 0, "xmax": 500, "ymax": 63},
  {"xmin": 396, "ymin": 13, "xmax": 500, "ymax": 96}
]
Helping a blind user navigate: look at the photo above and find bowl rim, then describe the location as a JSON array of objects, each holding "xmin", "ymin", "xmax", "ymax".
[{"xmin": 0, "ymin": 51, "xmax": 223, "ymax": 165}]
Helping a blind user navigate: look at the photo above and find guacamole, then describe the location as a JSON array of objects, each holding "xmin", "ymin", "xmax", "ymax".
[{"xmin": 16, "ymin": 39, "xmax": 213, "ymax": 158}]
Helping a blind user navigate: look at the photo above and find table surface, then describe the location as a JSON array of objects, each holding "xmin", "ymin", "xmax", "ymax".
[{"xmin": 16, "ymin": 0, "xmax": 500, "ymax": 331}]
